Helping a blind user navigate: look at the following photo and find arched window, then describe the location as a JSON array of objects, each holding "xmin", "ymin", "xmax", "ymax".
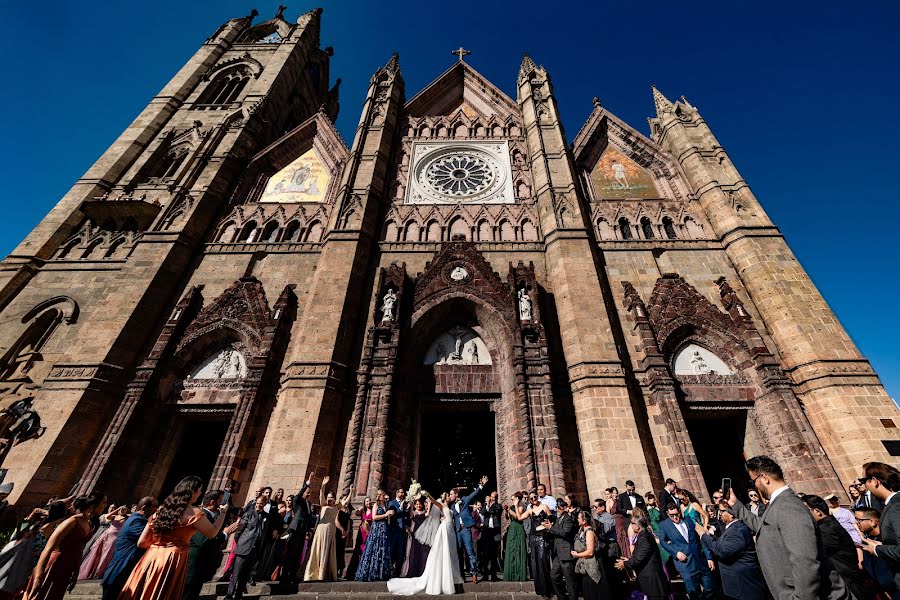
[
  {"xmin": 104, "ymin": 238, "xmax": 127, "ymax": 258},
  {"xmin": 618, "ymin": 218, "xmax": 633, "ymax": 240},
  {"xmin": 218, "ymin": 222, "xmax": 238, "ymax": 243},
  {"xmin": 426, "ymin": 220, "xmax": 441, "ymax": 242},
  {"xmin": 196, "ymin": 70, "xmax": 251, "ymax": 107},
  {"xmin": 80, "ymin": 239, "xmax": 103, "ymax": 259},
  {"xmin": 477, "ymin": 220, "xmax": 491, "ymax": 242},
  {"xmin": 304, "ymin": 221, "xmax": 324, "ymax": 242},
  {"xmin": 449, "ymin": 217, "xmax": 468, "ymax": 241},
  {"xmin": 144, "ymin": 146, "xmax": 189, "ymax": 181},
  {"xmin": 282, "ymin": 220, "xmax": 301, "ymax": 242},
  {"xmin": 521, "ymin": 219, "xmax": 538, "ymax": 242},
  {"xmin": 57, "ymin": 239, "xmax": 80, "ymax": 259},
  {"xmin": 260, "ymin": 221, "xmax": 280, "ymax": 243},
  {"xmin": 237, "ymin": 221, "xmax": 258, "ymax": 243},
  {"xmin": 597, "ymin": 218, "xmax": 614, "ymax": 240},
  {"xmin": 383, "ymin": 220, "xmax": 399, "ymax": 242},
  {"xmin": 641, "ymin": 217, "xmax": 655, "ymax": 239},
  {"xmin": 662, "ymin": 217, "xmax": 677, "ymax": 239},
  {"xmin": 405, "ymin": 221, "xmax": 420, "ymax": 242},
  {"xmin": 684, "ymin": 217, "xmax": 704, "ymax": 239},
  {"xmin": 499, "ymin": 220, "xmax": 515, "ymax": 241}
]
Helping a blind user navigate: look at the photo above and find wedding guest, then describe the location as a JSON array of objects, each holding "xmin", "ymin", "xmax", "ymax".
[
  {"xmin": 402, "ymin": 497, "xmax": 429, "ymax": 578},
  {"xmin": 0, "ymin": 508, "xmax": 43, "ymax": 599},
  {"xmin": 480, "ymin": 492, "xmax": 502, "ymax": 581},
  {"xmin": 525, "ymin": 492, "xmax": 552, "ymax": 598},
  {"xmin": 24, "ymin": 492, "xmax": 107, "ymax": 600},
  {"xmin": 543, "ymin": 498, "xmax": 577, "ymax": 600},
  {"xmin": 335, "ymin": 497, "xmax": 351, "ymax": 579},
  {"xmin": 571, "ymin": 510, "xmax": 608, "ymax": 600},
  {"xmin": 607, "ymin": 487, "xmax": 631, "ymax": 560},
  {"xmin": 824, "ymin": 494, "xmax": 864, "ymax": 544},
  {"xmin": 747, "ymin": 489, "xmax": 766, "ymax": 516},
  {"xmin": 388, "ymin": 487, "xmax": 409, "ymax": 578},
  {"xmin": 471, "ymin": 500, "xmax": 484, "ymax": 569},
  {"xmin": 254, "ymin": 501, "xmax": 287, "ymax": 583},
  {"xmin": 81, "ymin": 503, "xmax": 114, "ymax": 563},
  {"xmin": 616, "ymin": 515, "xmax": 669, "ymax": 600},
  {"xmin": 79, "ymin": 505, "xmax": 129, "ymax": 580},
  {"xmin": 676, "ymin": 488, "xmax": 709, "ymax": 528},
  {"xmin": 354, "ymin": 490, "xmax": 393, "ymax": 581},
  {"xmin": 225, "ymin": 495, "xmax": 267, "ymax": 600},
  {"xmin": 280, "ymin": 473, "xmax": 313, "ymax": 584},
  {"xmin": 119, "ymin": 477, "xmax": 227, "ymax": 600},
  {"xmin": 849, "ymin": 485, "xmax": 864, "ymax": 510},
  {"xmin": 695, "ymin": 501, "xmax": 765, "ymax": 600},
  {"xmin": 860, "ymin": 462, "xmax": 900, "ymax": 594},
  {"xmin": 449, "ymin": 476, "xmax": 487, "ymax": 583},
  {"xmin": 705, "ymin": 503, "xmax": 723, "ymax": 538},
  {"xmin": 659, "ymin": 478, "xmax": 678, "ymax": 514},
  {"xmin": 101, "ymin": 497, "xmax": 157, "ymax": 600},
  {"xmin": 184, "ymin": 491, "xmax": 233, "ymax": 600},
  {"xmin": 345, "ymin": 496, "xmax": 372, "ymax": 580},
  {"xmin": 503, "ymin": 492, "xmax": 528, "ymax": 582},
  {"xmin": 304, "ymin": 476, "xmax": 341, "ymax": 581},
  {"xmin": 658, "ymin": 503, "xmax": 717, "ymax": 599},
  {"xmin": 537, "ymin": 484, "xmax": 557, "ymax": 516},
  {"xmin": 855, "ymin": 506, "xmax": 897, "ymax": 596},
  {"xmin": 644, "ymin": 492, "xmax": 670, "ymax": 563},
  {"xmin": 616, "ymin": 480, "xmax": 646, "ymax": 517},
  {"xmin": 857, "ymin": 477, "xmax": 887, "ymax": 512},
  {"xmin": 728, "ymin": 455, "xmax": 848, "ymax": 600}
]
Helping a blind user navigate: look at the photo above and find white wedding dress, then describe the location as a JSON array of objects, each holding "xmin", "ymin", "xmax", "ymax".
[{"xmin": 387, "ymin": 503, "xmax": 463, "ymax": 595}]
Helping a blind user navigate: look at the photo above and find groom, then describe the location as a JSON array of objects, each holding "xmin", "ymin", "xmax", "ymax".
[{"xmin": 450, "ymin": 475, "xmax": 489, "ymax": 584}]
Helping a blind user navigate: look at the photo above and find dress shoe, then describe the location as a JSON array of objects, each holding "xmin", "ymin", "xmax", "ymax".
[{"xmin": 471, "ymin": 574, "xmax": 478, "ymax": 584}]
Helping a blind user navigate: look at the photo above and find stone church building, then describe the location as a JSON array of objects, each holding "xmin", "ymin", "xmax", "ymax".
[{"xmin": 1, "ymin": 8, "xmax": 897, "ymax": 509}]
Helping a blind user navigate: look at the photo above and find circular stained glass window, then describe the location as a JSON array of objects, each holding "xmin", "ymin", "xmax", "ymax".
[{"xmin": 424, "ymin": 154, "xmax": 495, "ymax": 197}]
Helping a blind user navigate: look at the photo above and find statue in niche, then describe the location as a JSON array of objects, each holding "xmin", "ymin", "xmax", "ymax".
[
  {"xmin": 468, "ymin": 343, "xmax": 479, "ymax": 364},
  {"xmin": 380, "ymin": 289, "xmax": 397, "ymax": 323},
  {"xmin": 449, "ymin": 326, "xmax": 466, "ymax": 362},
  {"xmin": 518, "ymin": 288, "xmax": 532, "ymax": 321},
  {"xmin": 690, "ymin": 350, "xmax": 712, "ymax": 375},
  {"xmin": 212, "ymin": 348, "xmax": 244, "ymax": 379},
  {"xmin": 436, "ymin": 342, "xmax": 448, "ymax": 363},
  {"xmin": 0, "ymin": 397, "xmax": 45, "ymax": 462}
]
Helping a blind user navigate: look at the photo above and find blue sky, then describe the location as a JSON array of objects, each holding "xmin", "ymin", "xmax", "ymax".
[{"xmin": 1, "ymin": 1, "xmax": 899, "ymax": 403}]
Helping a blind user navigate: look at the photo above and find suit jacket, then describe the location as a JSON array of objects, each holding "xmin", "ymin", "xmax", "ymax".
[
  {"xmin": 450, "ymin": 484, "xmax": 483, "ymax": 530},
  {"xmin": 289, "ymin": 483, "xmax": 312, "ymax": 533},
  {"xmin": 233, "ymin": 506, "xmax": 266, "ymax": 557},
  {"xmin": 658, "ymin": 514, "xmax": 713, "ymax": 577},
  {"xmin": 874, "ymin": 496, "xmax": 900, "ymax": 592},
  {"xmin": 101, "ymin": 512, "xmax": 148, "ymax": 590},
  {"xmin": 701, "ymin": 520, "xmax": 765, "ymax": 600},
  {"xmin": 617, "ymin": 491, "xmax": 646, "ymax": 516},
  {"xmin": 658, "ymin": 489, "xmax": 678, "ymax": 513},
  {"xmin": 543, "ymin": 511, "xmax": 577, "ymax": 561},
  {"xmin": 626, "ymin": 529, "xmax": 670, "ymax": 598},
  {"xmin": 387, "ymin": 498, "xmax": 408, "ymax": 534},
  {"xmin": 186, "ymin": 508, "xmax": 226, "ymax": 588},
  {"xmin": 481, "ymin": 502, "xmax": 503, "ymax": 533},
  {"xmin": 816, "ymin": 515, "xmax": 874, "ymax": 600},
  {"xmin": 733, "ymin": 488, "xmax": 850, "ymax": 600}
]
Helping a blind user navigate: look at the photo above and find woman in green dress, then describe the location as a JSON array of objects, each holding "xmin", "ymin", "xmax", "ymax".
[
  {"xmin": 502, "ymin": 492, "xmax": 527, "ymax": 582},
  {"xmin": 643, "ymin": 492, "xmax": 670, "ymax": 563}
]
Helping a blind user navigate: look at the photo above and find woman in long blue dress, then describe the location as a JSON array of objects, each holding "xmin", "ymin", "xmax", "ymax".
[{"xmin": 354, "ymin": 490, "xmax": 394, "ymax": 581}]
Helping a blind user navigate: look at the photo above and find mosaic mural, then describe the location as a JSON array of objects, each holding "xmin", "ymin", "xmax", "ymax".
[
  {"xmin": 260, "ymin": 147, "xmax": 329, "ymax": 203},
  {"xmin": 590, "ymin": 147, "xmax": 659, "ymax": 199}
]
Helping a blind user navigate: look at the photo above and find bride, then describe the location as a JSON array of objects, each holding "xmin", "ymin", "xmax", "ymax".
[{"xmin": 387, "ymin": 491, "xmax": 462, "ymax": 595}]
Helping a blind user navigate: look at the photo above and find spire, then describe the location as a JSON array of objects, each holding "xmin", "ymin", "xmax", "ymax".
[
  {"xmin": 519, "ymin": 53, "xmax": 538, "ymax": 82},
  {"xmin": 384, "ymin": 52, "xmax": 400, "ymax": 75},
  {"xmin": 651, "ymin": 85, "xmax": 674, "ymax": 115}
]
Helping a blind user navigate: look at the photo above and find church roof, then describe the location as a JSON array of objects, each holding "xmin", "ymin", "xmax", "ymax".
[{"xmin": 405, "ymin": 60, "xmax": 518, "ymax": 121}]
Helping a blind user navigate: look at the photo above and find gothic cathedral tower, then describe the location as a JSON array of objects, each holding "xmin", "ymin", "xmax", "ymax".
[{"xmin": 0, "ymin": 9, "xmax": 895, "ymax": 510}]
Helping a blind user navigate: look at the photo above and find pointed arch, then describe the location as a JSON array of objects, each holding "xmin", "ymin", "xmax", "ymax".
[
  {"xmin": 618, "ymin": 217, "xmax": 633, "ymax": 240},
  {"xmin": 425, "ymin": 220, "xmax": 441, "ymax": 242},
  {"xmin": 498, "ymin": 219, "xmax": 515, "ymax": 241},
  {"xmin": 596, "ymin": 217, "xmax": 615, "ymax": 241},
  {"xmin": 684, "ymin": 216, "xmax": 704, "ymax": 239},
  {"xmin": 520, "ymin": 219, "xmax": 538, "ymax": 242},
  {"xmin": 304, "ymin": 220, "xmax": 324, "ymax": 242},
  {"xmin": 448, "ymin": 216, "xmax": 468, "ymax": 241},
  {"xmin": 80, "ymin": 238, "xmax": 103, "ymax": 259},
  {"xmin": 383, "ymin": 220, "xmax": 399, "ymax": 242},
  {"xmin": 218, "ymin": 221, "xmax": 238, "ymax": 243},
  {"xmin": 1, "ymin": 296, "xmax": 79, "ymax": 382},
  {"xmin": 282, "ymin": 220, "xmax": 301, "ymax": 242},
  {"xmin": 104, "ymin": 238, "xmax": 127, "ymax": 259},
  {"xmin": 640, "ymin": 217, "xmax": 655, "ymax": 239},
  {"xmin": 662, "ymin": 216, "xmax": 677, "ymax": 239},
  {"xmin": 404, "ymin": 221, "xmax": 420, "ymax": 242},
  {"xmin": 260, "ymin": 220, "xmax": 280, "ymax": 243}
]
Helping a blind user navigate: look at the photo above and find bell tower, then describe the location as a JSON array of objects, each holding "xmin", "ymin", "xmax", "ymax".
[{"xmin": 649, "ymin": 87, "xmax": 899, "ymax": 484}]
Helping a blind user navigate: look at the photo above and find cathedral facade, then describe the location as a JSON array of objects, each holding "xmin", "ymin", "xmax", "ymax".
[{"xmin": 1, "ymin": 8, "xmax": 897, "ymax": 509}]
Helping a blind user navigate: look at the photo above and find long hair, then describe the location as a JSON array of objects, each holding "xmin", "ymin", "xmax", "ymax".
[
  {"xmin": 153, "ymin": 476, "xmax": 203, "ymax": 534},
  {"xmin": 73, "ymin": 492, "xmax": 106, "ymax": 514}
]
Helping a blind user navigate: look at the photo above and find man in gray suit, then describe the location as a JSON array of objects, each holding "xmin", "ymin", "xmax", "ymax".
[
  {"xmin": 860, "ymin": 461, "xmax": 900, "ymax": 594},
  {"xmin": 728, "ymin": 455, "xmax": 850, "ymax": 600}
]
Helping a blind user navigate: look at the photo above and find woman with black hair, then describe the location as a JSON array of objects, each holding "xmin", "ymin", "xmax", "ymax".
[
  {"xmin": 23, "ymin": 491, "xmax": 107, "ymax": 600},
  {"xmin": 118, "ymin": 476, "xmax": 226, "ymax": 599}
]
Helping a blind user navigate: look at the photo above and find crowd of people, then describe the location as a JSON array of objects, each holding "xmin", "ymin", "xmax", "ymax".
[{"xmin": 0, "ymin": 455, "xmax": 896, "ymax": 600}]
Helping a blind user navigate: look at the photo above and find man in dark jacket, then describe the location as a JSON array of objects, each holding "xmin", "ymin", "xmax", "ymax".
[
  {"xmin": 280, "ymin": 473, "xmax": 313, "ymax": 584},
  {"xmin": 226, "ymin": 495, "xmax": 267, "ymax": 600},
  {"xmin": 542, "ymin": 498, "xmax": 577, "ymax": 600},
  {"xmin": 617, "ymin": 515, "xmax": 670, "ymax": 600},
  {"xmin": 802, "ymin": 494, "xmax": 876, "ymax": 600},
  {"xmin": 101, "ymin": 496, "xmax": 158, "ymax": 600},
  {"xmin": 861, "ymin": 462, "xmax": 900, "ymax": 596},
  {"xmin": 617, "ymin": 480, "xmax": 646, "ymax": 517},
  {"xmin": 479, "ymin": 492, "xmax": 503, "ymax": 581},
  {"xmin": 184, "ymin": 490, "xmax": 230, "ymax": 600},
  {"xmin": 695, "ymin": 502, "xmax": 766, "ymax": 600},
  {"xmin": 658, "ymin": 478, "xmax": 679, "ymax": 514}
]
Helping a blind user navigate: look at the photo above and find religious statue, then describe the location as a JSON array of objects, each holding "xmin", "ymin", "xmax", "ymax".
[
  {"xmin": 468, "ymin": 343, "xmax": 479, "ymax": 364},
  {"xmin": 448, "ymin": 325, "xmax": 466, "ymax": 362},
  {"xmin": 690, "ymin": 350, "xmax": 711, "ymax": 375},
  {"xmin": 212, "ymin": 348, "xmax": 244, "ymax": 379},
  {"xmin": 518, "ymin": 288, "xmax": 532, "ymax": 321},
  {"xmin": 381, "ymin": 289, "xmax": 397, "ymax": 323},
  {"xmin": 0, "ymin": 397, "xmax": 45, "ymax": 462}
]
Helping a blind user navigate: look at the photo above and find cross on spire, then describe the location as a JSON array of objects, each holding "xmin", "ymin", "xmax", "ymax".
[{"xmin": 451, "ymin": 47, "xmax": 471, "ymax": 62}]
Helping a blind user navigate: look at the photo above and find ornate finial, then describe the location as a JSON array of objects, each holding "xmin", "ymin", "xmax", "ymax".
[
  {"xmin": 275, "ymin": 5, "xmax": 286, "ymax": 19},
  {"xmin": 451, "ymin": 47, "xmax": 471, "ymax": 62},
  {"xmin": 385, "ymin": 52, "xmax": 400, "ymax": 73},
  {"xmin": 592, "ymin": 96, "xmax": 602, "ymax": 108},
  {"xmin": 651, "ymin": 85, "xmax": 674, "ymax": 115}
]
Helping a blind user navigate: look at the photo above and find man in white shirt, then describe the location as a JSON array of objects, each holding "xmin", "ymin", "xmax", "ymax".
[{"xmin": 538, "ymin": 483, "xmax": 557, "ymax": 516}]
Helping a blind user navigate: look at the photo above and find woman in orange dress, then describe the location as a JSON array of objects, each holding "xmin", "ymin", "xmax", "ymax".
[
  {"xmin": 24, "ymin": 492, "xmax": 108, "ymax": 600},
  {"xmin": 118, "ymin": 476, "xmax": 226, "ymax": 600}
]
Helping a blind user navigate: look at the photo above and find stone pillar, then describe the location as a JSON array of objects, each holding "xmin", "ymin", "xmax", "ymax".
[
  {"xmin": 649, "ymin": 88, "xmax": 899, "ymax": 485},
  {"xmin": 517, "ymin": 56, "xmax": 650, "ymax": 498}
]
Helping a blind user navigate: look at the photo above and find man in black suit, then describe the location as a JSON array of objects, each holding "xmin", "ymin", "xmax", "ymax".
[
  {"xmin": 226, "ymin": 495, "xmax": 267, "ymax": 600},
  {"xmin": 542, "ymin": 498, "xmax": 577, "ymax": 600},
  {"xmin": 617, "ymin": 480, "xmax": 646, "ymax": 517},
  {"xmin": 479, "ymin": 491, "xmax": 503, "ymax": 581},
  {"xmin": 803, "ymin": 494, "xmax": 876, "ymax": 600},
  {"xmin": 280, "ymin": 473, "xmax": 314, "ymax": 584},
  {"xmin": 695, "ymin": 501, "xmax": 765, "ymax": 600},
  {"xmin": 658, "ymin": 478, "xmax": 678, "ymax": 514},
  {"xmin": 861, "ymin": 461, "xmax": 900, "ymax": 594},
  {"xmin": 857, "ymin": 478, "xmax": 887, "ymax": 512},
  {"xmin": 617, "ymin": 515, "xmax": 670, "ymax": 600}
]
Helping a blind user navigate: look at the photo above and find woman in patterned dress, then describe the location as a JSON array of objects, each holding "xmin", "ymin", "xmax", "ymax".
[{"xmin": 354, "ymin": 490, "xmax": 394, "ymax": 581}]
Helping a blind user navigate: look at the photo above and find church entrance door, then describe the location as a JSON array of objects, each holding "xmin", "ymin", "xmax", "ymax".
[
  {"xmin": 418, "ymin": 400, "xmax": 496, "ymax": 496},
  {"xmin": 684, "ymin": 410, "xmax": 750, "ymax": 499},
  {"xmin": 159, "ymin": 418, "xmax": 229, "ymax": 497}
]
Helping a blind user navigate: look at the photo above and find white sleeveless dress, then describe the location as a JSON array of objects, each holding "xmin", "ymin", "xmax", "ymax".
[{"xmin": 386, "ymin": 504, "xmax": 463, "ymax": 595}]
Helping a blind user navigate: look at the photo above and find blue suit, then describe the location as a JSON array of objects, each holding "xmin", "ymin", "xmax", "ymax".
[
  {"xmin": 658, "ymin": 515, "xmax": 716, "ymax": 599},
  {"xmin": 101, "ymin": 512, "xmax": 148, "ymax": 599},
  {"xmin": 700, "ymin": 520, "xmax": 765, "ymax": 600},
  {"xmin": 450, "ymin": 484, "xmax": 484, "ymax": 576},
  {"xmin": 387, "ymin": 498, "xmax": 409, "ymax": 572}
]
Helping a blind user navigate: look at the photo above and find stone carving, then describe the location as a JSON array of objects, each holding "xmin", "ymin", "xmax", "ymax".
[
  {"xmin": 0, "ymin": 397, "xmax": 45, "ymax": 461},
  {"xmin": 424, "ymin": 325, "xmax": 491, "ymax": 365},
  {"xmin": 190, "ymin": 348, "xmax": 247, "ymax": 380},
  {"xmin": 672, "ymin": 343, "xmax": 732, "ymax": 376},
  {"xmin": 380, "ymin": 288, "xmax": 397, "ymax": 323},
  {"xmin": 690, "ymin": 350, "xmax": 709, "ymax": 374},
  {"xmin": 518, "ymin": 288, "xmax": 532, "ymax": 321},
  {"xmin": 407, "ymin": 142, "xmax": 515, "ymax": 205},
  {"xmin": 450, "ymin": 266, "xmax": 468, "ymax": 281}
]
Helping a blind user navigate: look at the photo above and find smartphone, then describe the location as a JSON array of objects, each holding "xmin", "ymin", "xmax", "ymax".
[
  {"xmin": 721, "ymin": 478, "xmax": 732, "ymax": 498},
  {"xmin": 222, "ymin": 490, "xmax": 232, "ymax": 506}
]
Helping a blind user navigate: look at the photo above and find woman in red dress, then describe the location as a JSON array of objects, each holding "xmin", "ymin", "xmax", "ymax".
[
  {"xmin": 24, "ymin": 492, "xmax": 108, "ymax": 600},
  {"xmin": 118, "ymin": 476, "xmax": 227, "ymax": 600}
]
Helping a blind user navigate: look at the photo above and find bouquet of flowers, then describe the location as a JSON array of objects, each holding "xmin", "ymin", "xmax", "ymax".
[{"xmin": 407, "ymin": 479, "xmax": 423, "ymax": 500}]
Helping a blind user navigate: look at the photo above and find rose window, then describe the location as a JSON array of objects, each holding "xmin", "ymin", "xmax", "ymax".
[{"xmin": 425, "ymin": 154, "xmax": 494, "ymax": 197}]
